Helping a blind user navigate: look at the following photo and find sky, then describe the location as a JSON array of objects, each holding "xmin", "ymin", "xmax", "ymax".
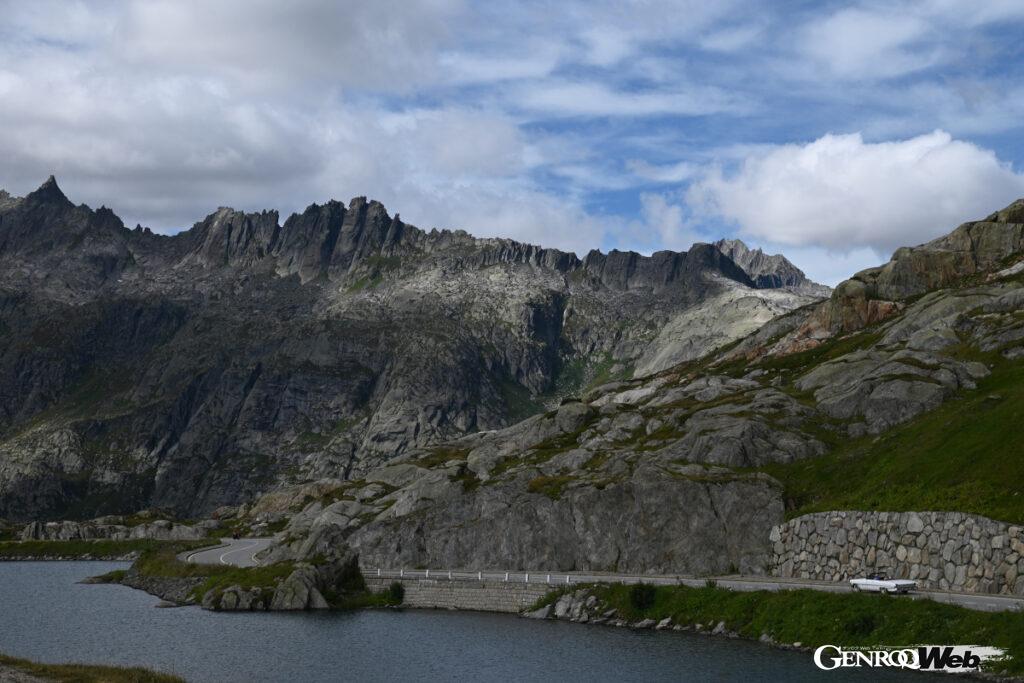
[{"xmin": 2, "ymin": 1, "xmax": 1024, "ymax": 285}]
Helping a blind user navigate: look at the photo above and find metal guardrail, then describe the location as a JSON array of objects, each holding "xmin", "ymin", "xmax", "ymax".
[
  {"xmin": 368, "ymin": 568, "xmax": 705, "ymax": 586},
  {"xmin": 365, "ymin": 569, "xmax": 1024, "ymax": 613}
]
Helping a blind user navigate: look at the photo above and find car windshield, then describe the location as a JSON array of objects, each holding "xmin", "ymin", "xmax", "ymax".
[{"xmin": 869, "ymin": 573, "xmax": 888, "ymax": 580}]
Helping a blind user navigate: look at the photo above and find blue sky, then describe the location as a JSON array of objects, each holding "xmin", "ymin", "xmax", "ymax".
[{"xmin": 2, "ymin": 1, "xmax": 1024, "ymax": 284}]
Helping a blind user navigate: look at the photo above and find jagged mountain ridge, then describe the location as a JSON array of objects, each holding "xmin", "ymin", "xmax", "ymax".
[{"xmin": 0, "ymin": 177, "xmax": 823, "ymax": 519}]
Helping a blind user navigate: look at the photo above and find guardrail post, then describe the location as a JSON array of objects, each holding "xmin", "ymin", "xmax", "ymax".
[
  {"xmin": 425, "ymin": 569, "xmax": 429, "ymax": 579},
  {"xmin": 504, "ymin": 572, "xmax": 509, "ymax": 582},
  {"xmin": 546, "ymin": 574, "xmax": 550, "ymax": 584},
  {"xmin": 478, "ymin": 571, "xmax": 482, "ymax": 581},
  {"xmin": 377, "ymin": 568, "xmax": 381, "ymax": 577},
  {"xmin": 566, "ymin": 575, "xmax": 570, "ymax": 584},
  {"xmin": 448, "ymin": 571, "xmax": 452, "ymax": 580},
  {"xmin": 525, "ymin": 573, "xmax": 529, "ymax": 583},
  {"xmin": 400, "ymin": 568, "xmax": 404, "ymax": 578}
]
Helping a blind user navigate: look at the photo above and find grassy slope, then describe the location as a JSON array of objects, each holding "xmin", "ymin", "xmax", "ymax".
[
  {"xmin": 592, "ymin": 584, "xmax": 1024, "ymax": 675},
  {"xmin": 0, "ymin": 653, "xmax": 183, "ymax": 683},
  {"xmin": 760, "ymin": 349, "xmax": 1024, "ymax": 525}
]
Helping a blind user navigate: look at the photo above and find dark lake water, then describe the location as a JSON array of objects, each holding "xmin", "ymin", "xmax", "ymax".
[{"xmin": 0, "ymin": 562, "xmax": 928, "ymax": 682}]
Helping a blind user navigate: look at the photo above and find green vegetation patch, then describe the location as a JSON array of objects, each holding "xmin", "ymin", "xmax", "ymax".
[
  {"xmin": 549, "ymin": 353, "xmax": 635, "ymax": 401},
  {"xmin": 591, "ymin": 583, "xmax": 1024, "ymax": 675},
  {"xmin": 91, "ymin": 569, "xmax": 128, "ymax": 583},
  {"xmin": 527, "ymin": 474, "xmax": 575, "ymax": 499},
  {"xmin": 0, "ymin": 652, "xmax": 184, "ymax": 683},
  {"xmin": 498, "ymin": 378, "xmax": 545, "ymax": 422},
  {"xmin": 450, "ymin": 469, "xmax": 481, "ymax": 493},
  {"xmin": 759, "ymin": 329, "xmax": 883, "ymax": 376},
  {"xmin": 417, "ymin": 447, "xmax": 471, "ymax": 468},
  {"xmin": 759, "ymin": 352, "xmax": 1024, "ymax": 524}
]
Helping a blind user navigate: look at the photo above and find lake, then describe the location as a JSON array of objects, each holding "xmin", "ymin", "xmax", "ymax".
[{"xmin": 0, "ymin": 562, "xmax": 926, "ymax": 682}]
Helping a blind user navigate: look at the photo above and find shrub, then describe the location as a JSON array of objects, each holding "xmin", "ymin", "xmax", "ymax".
[{"xmin": 629, "ymin": 583, "xmax": 656, "ymax": 611}]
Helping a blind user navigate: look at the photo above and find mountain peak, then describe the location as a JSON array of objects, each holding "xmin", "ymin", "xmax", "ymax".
[
  {"xmin": 26, "ymin": 175, "xmax": 71, "ymax": 206},
  {"xmin": 713, "ymin": 238, "xmax": 829, "ymax": 296}
]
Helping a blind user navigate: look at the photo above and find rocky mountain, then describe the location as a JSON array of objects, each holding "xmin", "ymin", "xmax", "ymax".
[
  {"xmin": 252, "ymin": 198, "xmax": 1024, "ymax": 577},
  {"xmin": 714, "ymin": 239, "xmax": 831, "ymax": 296},
  {"xmin": 0, "ymin": 177, "xmax": 824, "ymax": 520}
]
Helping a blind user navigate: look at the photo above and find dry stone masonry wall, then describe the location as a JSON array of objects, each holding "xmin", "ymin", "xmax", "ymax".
[
  {"xmin": 365, "ymin": 578, "xmax": 550, "ymax": 613},
  {"xmin": 770, "ymin": 511, "xmax": 1024, "ymax": 595}
]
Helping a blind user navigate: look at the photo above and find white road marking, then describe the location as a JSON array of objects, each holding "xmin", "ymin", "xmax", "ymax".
[{"xmin": 219, "ymin": 539, "xmax": 261, "ymax": 565}]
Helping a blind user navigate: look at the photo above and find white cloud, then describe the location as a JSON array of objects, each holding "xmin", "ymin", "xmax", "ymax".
[
  {"xmin": 698, "ymin": 23, "xmax": 765, "ymax": 52},
  {"xmin": 115, "ymin": 0, "xmax": 464, "ymax": 92},
  {"xmin": 639, "ymin": 193, "xmax": 690, "ymax": 246},
  {"xmin": 515, "ymin": 80, "xmax": 746, "ymax": 118},
  {"xmin": 687, "ymin": 130, "xmax": 1024, "ymax": 255},
  {"xmin": 627, "ymin": 159, "xmax": 698, "ymax": 183},
  {"xmin": 798, "ymin": 8, "xmax": 937, "ymax": 80}
]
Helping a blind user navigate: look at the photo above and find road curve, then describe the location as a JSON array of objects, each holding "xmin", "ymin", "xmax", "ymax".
[
  {"xmin": 367, "ymin": 568, "xmax": 1024, "ymax": 613},
  {"xmin": 181, "ymin": 538, "xmax": 274, "ymax": 567}
]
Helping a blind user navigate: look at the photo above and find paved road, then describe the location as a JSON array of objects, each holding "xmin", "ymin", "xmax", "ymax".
[
  {"xmin": 181, "ymin": 538, "xmax": 274, "ymax": 567},
  {"xmin": 368, "ymin": 568, "xmax": 1024, "ymax": 613},
  {"xmin": 178, "ymin": 546, "xmax": 1023, "ymax": 613}
]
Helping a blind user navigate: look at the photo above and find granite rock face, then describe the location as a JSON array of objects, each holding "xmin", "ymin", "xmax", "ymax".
[
  {"xmin": 259, "ymin": 202, "xmax": 1024, "ymax": 578},
  {"xmin": 265, "ymin": 370, "xmax": 818, "ymax": 574},
  {"xmin": 0, "ymin": 178, "xmax": 824, "ymax": 520},
  {"xmin": 348, "ymin": 465, "xmax": 784, "ymax": 575},
  {"xmin": 754, "ymin": 199, "xmax": 1024, "ymax": 351},
  {"xmin": 771, "ymin": 511, "xmax": 1024, "ymax": 595}
]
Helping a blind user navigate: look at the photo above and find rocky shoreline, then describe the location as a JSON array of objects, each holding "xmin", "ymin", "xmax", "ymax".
[{"xmin": 522, "ymin": 588, "xmax": 1021, "ymax": 681}]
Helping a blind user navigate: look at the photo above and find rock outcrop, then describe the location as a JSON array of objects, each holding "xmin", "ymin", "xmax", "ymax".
[
  {"xmin": 786, "ymin": 200, "xmax": 1024, "ymax": 343},
  {"xmin": 19, "ymin": 518, "xmax": 212, "ymax": 541}
]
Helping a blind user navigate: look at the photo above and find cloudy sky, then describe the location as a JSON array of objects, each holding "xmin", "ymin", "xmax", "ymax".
[{"xmin": 2, "ymin": 1, "xmax": 1024, "ymax": 284}]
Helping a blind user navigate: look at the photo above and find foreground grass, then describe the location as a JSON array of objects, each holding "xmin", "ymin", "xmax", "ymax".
[
  {"xmin": 591, "ymin": 584, "xmax": 1024, "ymax": 675},
  {"xmin": 0, "ymin": 652, "xmax": 183, "ymax": 683},
  {"xmin": 0, "ymin": 539, "xmax": 173, "ymax": 559},
  {"xmin": 760, "ymin": 353, "xmax": 1024, "ymax": 525}
]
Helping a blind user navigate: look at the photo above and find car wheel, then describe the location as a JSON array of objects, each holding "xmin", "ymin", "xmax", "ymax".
[
  {"xmin": 852, "ymin": 585, "xmax": 860, "ymax": 592},
  {"xmin": 880, "ymin": 588, "xmax": 889, "ymax": 595}
]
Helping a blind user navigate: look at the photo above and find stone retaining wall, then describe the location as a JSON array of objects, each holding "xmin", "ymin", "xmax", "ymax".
[
  {"xmin": 365, "ymin": 578, "xmax": 551, "ymax": 613},
  {"xmin": 770, "ymin": 511, "xmax": 1024, "ymax": 595}
]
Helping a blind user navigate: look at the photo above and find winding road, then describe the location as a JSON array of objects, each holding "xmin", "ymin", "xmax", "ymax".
[
  {"xmin": 179, "ymin": 540, "xmax": 1024, "ymax": 613},
  {"xmin": 181, "ymin": 537, "xmax": 274, "ymax": 567}
]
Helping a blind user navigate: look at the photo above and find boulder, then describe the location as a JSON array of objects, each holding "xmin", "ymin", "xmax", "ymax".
[{"xmin": 270, "ymin": 566, "xmax": 330, "ymax": 610}]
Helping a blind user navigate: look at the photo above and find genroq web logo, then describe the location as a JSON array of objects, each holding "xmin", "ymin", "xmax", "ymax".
[{"xmin": 813, "ymin": 645, "xmax": 1008, "ymax": 673}]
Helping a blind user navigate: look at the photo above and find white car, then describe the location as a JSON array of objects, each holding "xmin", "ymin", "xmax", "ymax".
[{"xmin": 850, "ymin": 573, "xmax": 917, "ymax": 594}]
